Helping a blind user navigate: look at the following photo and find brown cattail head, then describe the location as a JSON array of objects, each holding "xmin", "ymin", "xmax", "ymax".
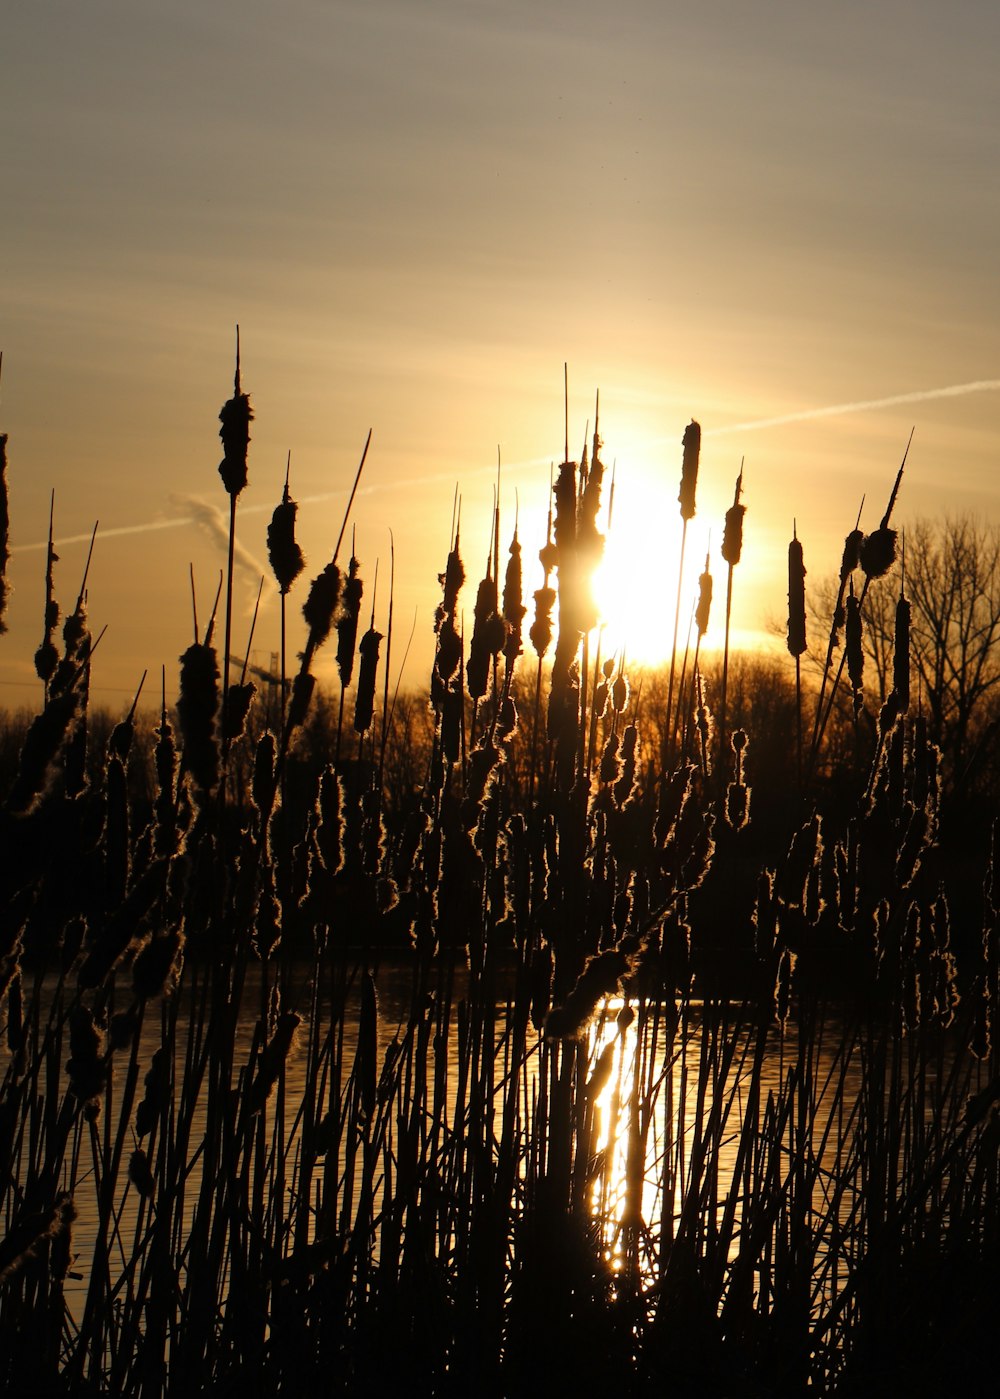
[
  {"xmin": 353, "ymin": 626, "xmax": 382, "ymax": 735},
  {"xmin": 846, "ymin": 588, "xmax": 864, "ymax": 714},
  {"xmin": 336, "ymin": 554, "xmax": 364, "ymax": 687},
  {"xmin": 529, "ymin": 584, "xmax": 556, "ymax": 660},
  {"xmin": 893, "ymin": 594, "xmax": 911, "ymax": 710},
  {"xmin": 301, "ymin": 562, "xmax": 341, "ymax": 653},
  {"xmin": 177, "ymin": 642, "xmax": 220, "ymax": 799},
  {"xmin": 436, "ymin": 534, "xmax": 465, "ymax": 629},
  {"xmin": 267, "ymin": 468, "xmax": 305, "ymax": 596},
  {"xmin": 721, "ymin": 468, "xmax": 745, "ymax": 565},
  {"xmin": 860, "ymin": 527, "xmax": 897, "ymax": 581},
  {"xmin": 217, "ymin": 337, "xmax": 252, "ymax": 498},
  {"xmin": 502, "ymin": 531, "xmax": 525, "ymax": 664},
  {"xmin": 678, "ymin": 420, "xmax": 701, "ymax": 521},
  {"xmin": 696, "ymin": 554, "xmax": 713, "ymax": 638},
  {"xmin": 840, "ymin": 528, "xmax": 864, "ymax": 582},
  {"xmin": 787, "ymin": 530, "xmax": 807, "ymax": 657}
]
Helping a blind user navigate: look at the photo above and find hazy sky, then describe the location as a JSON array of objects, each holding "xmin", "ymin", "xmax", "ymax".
[{"xmin": 3, "ymin": 0, "xmax": 998, "ymax": 710}]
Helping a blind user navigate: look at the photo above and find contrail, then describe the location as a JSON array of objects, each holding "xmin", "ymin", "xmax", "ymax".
[
  {"xmin": 170, "ymin": 494, "xmax": 266, "ymax": 588},
  {"xmin": 10, "ymin": 378, "xmax": 999, "ymax": 554},
  {"xmin": 704, "ymin": 379, "xmax": 1000, "ymax": 438}
]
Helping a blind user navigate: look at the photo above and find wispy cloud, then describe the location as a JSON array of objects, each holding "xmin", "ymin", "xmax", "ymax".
[
  {"xmin": 10, "ymin": 379, "xmax": 1000, "ymax": 554},
  {"xmin": 168, "ymin": 495, "xmax": 266, "ymax": 588},
  {"xmin": 704, "ymin": 379, "xmax": 1000, "ymax": 438}
]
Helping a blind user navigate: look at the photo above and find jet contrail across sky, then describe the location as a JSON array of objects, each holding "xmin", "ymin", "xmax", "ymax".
[{"xmin": 11, "ymin": 379, "xmax": 999, "ymax": 554}]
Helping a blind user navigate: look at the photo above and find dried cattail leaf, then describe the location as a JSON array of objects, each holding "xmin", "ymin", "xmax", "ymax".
[{"xmin": 678, "ymin": 420, "xmax": 701, "ymax": 522}]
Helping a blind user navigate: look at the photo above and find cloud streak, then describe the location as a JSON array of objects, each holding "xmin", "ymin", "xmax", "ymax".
[{"xmin": 11, "ymin": 379, "xmax": 1000, "ymax": 553}]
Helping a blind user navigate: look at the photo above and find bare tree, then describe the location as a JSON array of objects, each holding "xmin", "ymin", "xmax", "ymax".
[{"xmin": 815, "ymin": 516, "xmax": 1000, "ymax": 788}]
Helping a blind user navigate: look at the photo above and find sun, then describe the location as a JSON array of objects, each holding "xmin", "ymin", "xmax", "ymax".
[{"xmin": 592, "ymin": 490, "xmax": 693, "ymax": 671}]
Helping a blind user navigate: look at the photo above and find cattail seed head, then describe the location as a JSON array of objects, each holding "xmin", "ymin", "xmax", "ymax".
[
  {"xmin": 353, "ymin": 626, "xmax": 382, "ymax": 734},
  {"xmin": 846, "ymin": 590, "xmax": 864, "ymax": 714},
  {"xmin": 893, "ymin": 595, "xmax": 911, "ymax": 710},
  {"xmin": 177, "ymin": 642, "xmax": 219, "ymax": 800},
  {"xmin": 336, "ymin": 556, "xmax": 364, "ymax": 687},
  {"xmin": 721, "ymin": 488, "xmax": 745, "ymax": 566},
  {"xmin": 529, "ymin": 584, "xmax": 556, "ymax": 660},
  {"xmin": 267, "ymin": 491, "xmax": 305, "ymax": 596},
  {"xmin": 503, "ymin": 533, "xmax": 525, "ymax": 663},
  {"xmin": 696, "ymin": 559, "xmax": 713, "ymax": 638},
  {"xmin": 840, "ymin": 528, "xmax": 864, "ymax": 582},
  {"xmin": 678, "ymin": 420, "xmax": 701, "ymax": 521},
  {"xmin": 217, "ymin": 354, "xmax": 253, "ymax": 499},
  {"xmin": 860, "ymin": 527, "xmax": 897, "ymax": 580},
  {"xmin": 302, "ymin": 562, "xmax": 342, "ymax": 653},
  {"xmin": 787, "ymin": 534, "xmax": 807, "ymax": 657}
]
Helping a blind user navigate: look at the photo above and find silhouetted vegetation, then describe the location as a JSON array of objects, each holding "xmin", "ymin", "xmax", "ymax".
[{"xmin": 1, "ymin": 352, "xmax": 998, "ymax": 1394}]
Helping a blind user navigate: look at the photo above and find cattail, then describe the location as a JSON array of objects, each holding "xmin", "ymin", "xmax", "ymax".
[
  {"xmin": 613, "ymin": 724, "xmax": 638, "ymax": 808},
  {"xmin": 267, "ymin": 469, "xmax": 305, "ymax": 595},
  {"xmin": 353, "ymin": 625, "xmax": 382, "ymax": 735},
  {"xmin": 695, "ymin": 556, "xmax": 713, "ymax": 637},
  {"xmin": 336, "ymin": 555, "xmax": 364, "ymax": 687},
  {"xmin": 678, "ymin": 420, "xmax": 700, "ymax": 521},
  {"xmin": 105, "ymin": 754, "xmax": 129, "ymax": 908},
  {"xmin": 544, "ymin": 946, "xmax": 635, "ymax": 1039},
  {"xmin": 247, "ymin": 1011, "xmax": 301, "ymax": 1115},
  {"xmin": 845, "ymin": 589, "xmax": 864, "ymax": 715},
  {"xmin": 436, "ymin": 533, "xmax": 465, "ymax": 628},
  {"xmin": 787, "ymin": 532, "xmax": 807, "ymax": 656},
  {"xmin": 840, "ymin": 529, "xmax": 864, "ymax": 582},
  {"xmin": 177, "ymin": 642, "xmax": 219, "ymax": 800},
  {"xmin": 725, "ymin": 729, "xmax": 750, "ymax": 831},
  {"xmin": 128, "ymin": 1149, "xmax": 155, "ymax": 1199},
  {"xmin": 893, "ymin": 594, "xmax": 911, "ymax": 710},
  {"xmin": 132, "ymin": 927, "xmax": 184, "ymax": 1000},
  {"xmin": 0, "ymin": 1194, "xmax": 76, "ymax": 1286},
  {"xmin": 222, "ymin": 680, "xmax": 256, "ymax": 739},
  {"xmin": 217, "ymin": 339, "xmax": 252, "ymax": 499},
  {"xmin": 136, "ymin": 1045, "xmax": 170, "ymax": 1138},
  {"xmin": 66, "ymin": 1004, "xmax": 105, "ymax": 1105},
  {"xmin": 466, "ymin": 567, "xmax": 500, "ymax": 702},
  {"xmin": 287, "ymin": 670, "xmax": 316, "ymax": 731},
  {"xmin": 860, "ymin": 527, "xmax": 897, "ymax": 580},
  {"xmin": 301, "ymin": 562, "xmax": 342, "ymax": 655},
  {"xmin": 34, "ymin": 496, "xmax": 60, "ymax": 685},
  {"xmin": 153, "ymin": 680, "xmax": 177, "ymax": 855},
  {"xmin": 529, "ymin": 584, "xmax": 556, "ymax": 660},
  {"xmin": 775, "ymin": 946, "xmax": 794, "ymax": 1025},
  {"xmin": 502, "ymin": 531, "xmax": 525, "ymax": 664},
  {"xmin": 5, "ymin": 688, "xmax": 79, "ymax": 815},
  {"xmin": 721, "ymin": 470, "xmax": 745, "ymax": 566}
]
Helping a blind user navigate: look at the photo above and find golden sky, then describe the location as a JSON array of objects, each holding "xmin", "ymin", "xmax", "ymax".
[{"xmin": 2, "ymin": 1, "xmax": 998, "ymax": 709}]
